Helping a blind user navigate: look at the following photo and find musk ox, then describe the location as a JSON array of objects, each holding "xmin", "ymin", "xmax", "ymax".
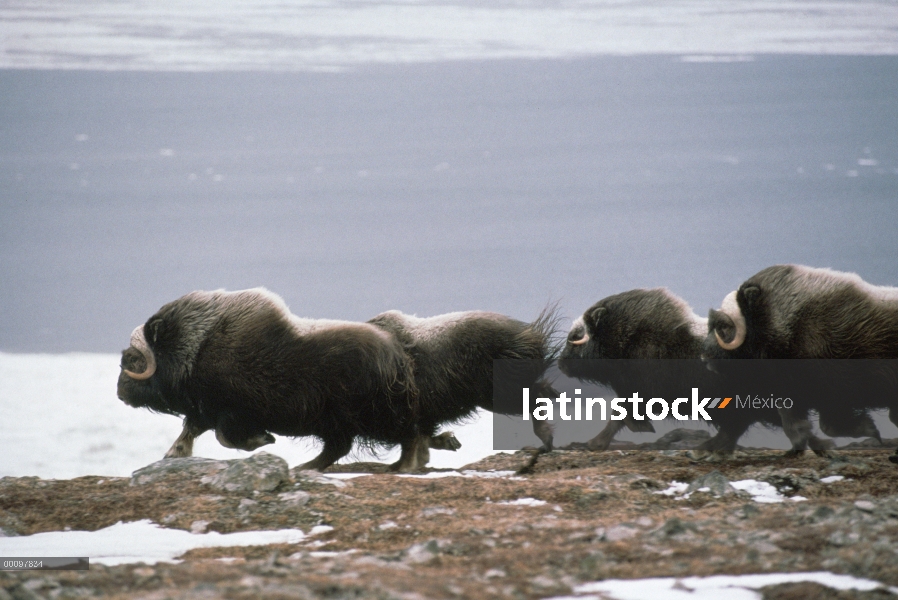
[
  {"xmin": 367, "ymin": 308, "xmax": 559, "ymax": 469},
  {"xmin": 703, "ymin": 264, "xmax": 898, "ymax": 462},
  {"xmin": 558, "ymin": 288, "xmax": 839, "ymax": 458},
  {"xmin": 117, "ymin": 288, "xmax": 439, "ymax": 472}
]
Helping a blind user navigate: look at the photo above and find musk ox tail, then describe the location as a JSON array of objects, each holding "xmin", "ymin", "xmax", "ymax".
[{"xmin": 529, "ymin": 301, "xmax": 566, "ymax": 361}]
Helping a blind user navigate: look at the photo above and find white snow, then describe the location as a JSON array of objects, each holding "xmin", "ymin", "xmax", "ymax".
[
  {"xmin": 655, "ymin": 481, "xmax": 690, "ymax": 496},
  {"xmin": 2, "ymin": 1, "xmax": 898, "ymax": 71},
  {"xmin": 656, "ymin": 479, "xmax": 806, "ymax": 503},
  {"xmin": 0, "ymin": 520, "xmax": 313, "ymax": 566},
  {"xmin": 397, "ymin": 470, "xmax": 521, "ymax": 480},
  {"xmin": 555, "ymin": 572, "xmax": 898, "ymax": 600},
  {"xmin": 730, "ymin": 480, "xmax": 806, "ymax": 504},
  {"xmin": 497, "ymin": 498, "xmax": 547, "ymax": 507},
  {"xmin": 0, "ymin": 352, "xmax": 501, "ymax": 480}
]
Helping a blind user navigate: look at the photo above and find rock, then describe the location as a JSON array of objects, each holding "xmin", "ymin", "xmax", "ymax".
[
  {"xmin": 654, "ymin": 517, "xmax": 696, "ymax": 538},
  {"xmin": 190, "ymin": 520, "xmax": 209, "ymax": 533},
  {"xmin": 838, "ymin": 437, "xmax": 883, "ymax": 448},
  {"xmin": 759, "ymin": 468, "xmax": 820, "ymax": 492},
  {"xmin": 291, "ymin": 469, "xmax": 349, "ymax": 488},
  {"xmin": 0, "ymin": 510, "xmax": 25, "ymax": 536},
  {"xmin": 278, "ymin": 491, "xmax": 311, "ymax": 506},
  {"xmin": 403, "ymin": 540, "xmax": 443, "ymax": 564},
  {"xmin": 203, "ymin": 452, "xmax": 290, "ymax": 493},
  {"xmin": 854, "ymin": 500, "xmax": 876, "ymax": 513},
  {"xmin": 649, "ymin": 428, "xmax": 711, "ymax": 450},
  {"xmin": 598, "ymin": 525, "xmax": 638, "ymax": 542},
  {"xmin": 131, "ymin": 452, "xmax": 290, "ymax": 493},
  {"xmin": 130, "ymin": 456, "xmax": 230, "ymax": 486},
  {"xmin": 686, "ymin": 470, "xmax": 734, "ymax": 496}
]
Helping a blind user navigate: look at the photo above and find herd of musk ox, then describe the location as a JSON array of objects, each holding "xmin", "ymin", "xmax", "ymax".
[{"xmin": 117, "ymin": 264, "xmax": 898, "ymax": 471}]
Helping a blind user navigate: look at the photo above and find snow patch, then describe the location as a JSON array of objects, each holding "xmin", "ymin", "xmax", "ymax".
[
  {"xmin": 0, "ymin": 520, "xmax": 322, "ymax": 566},
  {"xmin": 556, "ymin": 571, "xmax": 898, "ymax": 599}
]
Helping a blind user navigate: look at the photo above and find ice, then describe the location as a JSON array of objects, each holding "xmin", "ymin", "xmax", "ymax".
[{"xmin": 2, "ymin": 1, "xmax": 898, "ymax": 71}]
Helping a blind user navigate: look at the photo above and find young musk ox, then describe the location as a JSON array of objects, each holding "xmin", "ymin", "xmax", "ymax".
[
  {"xmin": 558, "ymin": 288, "xmax": 843, "ymax": 459},
  {"xmin": 367, "ymin": 308, "xmax": 560, "ymax": 470},
  {"xmin": 703, "ymin": 264, "xmax": 898, "ymax": 463},
  {"xmin": 117, "ymin": 288, "xmax": 439, "ymax": 472}
]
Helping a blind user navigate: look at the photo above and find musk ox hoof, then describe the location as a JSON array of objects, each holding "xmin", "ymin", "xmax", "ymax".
[
  {"xmin": 889, "ymin": 453, "xmax": 898, "ymax": 465},
  {"xmin": 808, "ymin": 438, "xmax": 835, "ymax": 458},
  {"xmin": 685, "ymin": 448, "xmax": 711, "ymax": 460},
  {"xmin": 586, "ymin": 437, "xmax": 611, "ymax": 452},
  {"xmin": 429, "ymin": 432, "xmax": 462, "ymax": 451},
  {"xmin": 164, "ymin": 444, "xmax": 192, "ymax": 459}
]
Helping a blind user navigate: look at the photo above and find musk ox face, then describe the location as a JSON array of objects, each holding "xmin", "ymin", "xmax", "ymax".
[
  {"xmin": 703, "ymin": 264, "xmax": 898, "ymax": 360},
  {"xmin": 559, "ymin": 288, "xmax": 707, "ymax": 372}
]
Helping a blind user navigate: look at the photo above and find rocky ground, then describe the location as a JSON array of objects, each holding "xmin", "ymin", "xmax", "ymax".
[{"xmin": 2, "ymin": 438, "xmax": 898, "ymax": 600}]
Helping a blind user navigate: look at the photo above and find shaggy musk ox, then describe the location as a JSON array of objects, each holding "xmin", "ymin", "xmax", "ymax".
[
  {"xmin": 558, "ymin": 288, "xmax": 837, "ymax": 459},
  {"xmin": 367, "ymin": 308, "xmax": 560, "ymax": 468},
  {"xmin": 117, "ymin": 288, "xmax": 429, "ymax": 472},
  {"xmin": 704, "ymin": 264, "xmax": 898, "ymax": 463}
]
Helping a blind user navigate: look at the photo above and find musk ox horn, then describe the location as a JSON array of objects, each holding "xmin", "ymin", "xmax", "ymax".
[
  {"xmin": 714, "ymin": 291, "xmax": 746, "ymax": 350},
  {"xmin": 569, "ymin": 332, "xmax": 590, "ymax": 345},
  {"xmin": 123, "ymin": 324, "xmax": 157, "ymax": 380},
  {"xmin": 568, "ymin": 318, "xmax": 590, "ymax": 346}
]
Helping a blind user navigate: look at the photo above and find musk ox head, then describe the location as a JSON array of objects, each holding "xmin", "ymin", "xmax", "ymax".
[
  {"xmin": 558, "ymin": 288, "xmax": 707, "ymax": 379},
  {"xmin": 703, "ymin": 264, "xmax": 898, "ymax": 360},
  {"xmin": 116, "ymin": 288, "xmax": 276, "ymax": 415}
]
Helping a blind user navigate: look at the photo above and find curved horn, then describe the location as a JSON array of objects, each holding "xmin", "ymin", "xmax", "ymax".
[
  {"xmin": 569, "ymin": 332, "xmax": 590, "ymax": 346},
  {"xmin": 714, "ymin": 291, "xmax": 746, "ymax": 350},
  {"xmin": 568, "ymin": 317, "xmax": 590, "ymax": 346},
  {"xmin": 123, "ymin": 324, "xmax": 157, "ymax": 380}
]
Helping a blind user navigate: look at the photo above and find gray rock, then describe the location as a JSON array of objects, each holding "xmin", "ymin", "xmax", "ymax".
[
  {"xmin": 686, "ymin": 470, "xmax": 734, "ymax": 496},
  {"xmin": 130, "ymin": 452, "xmax": 290, "ymax": 493},
  {"xmin": 291, "ymin": 469, "xmax": 349, "ymax": 488},
  {"xmin": 649, "ymin": 428, "xmax": 711, "ymax": 450},
  {"xmin": 759, "ymin": 468, "xmax": 820, "ymax": 492},
  {"xmin": 203, "ymin": 452, "xmax": 290, "ymax": 493},
  {"xmin": 130, "ymin": 456, "xmax": 229, "ymax": 486},
  {"xmin": 278, "ymin": 491, "xmax": 311, "ymax": 506}
]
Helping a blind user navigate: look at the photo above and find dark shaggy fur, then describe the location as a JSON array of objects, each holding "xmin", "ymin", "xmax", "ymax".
[
  {"xmin": 558, "ymin": 288, "xmax": 838, "ymax": 459},
  {"xmin": 117, "ymin": 288, "xmax": 421, "ymax": 471},
  {"xmin": 703, "ymin": 265, "xmax": 898, "ymax": 462},
  {"xmin": 367, "ymin": 307, "xmax": 560, "ymax": 469}
]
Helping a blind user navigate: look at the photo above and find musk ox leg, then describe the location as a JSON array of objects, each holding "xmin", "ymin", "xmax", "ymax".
[
  {"xmin": 586, "ymin": 421, "xmax": 626, "ymax": 451},
  {"xmin": 818, "ymin": 411, "xmax": 881, "ymax": 442},
  {"xmin": 778, "ymin": 407, "xmax": 833, "ymax": 458},
  {"xmin": 532, "ymin": 419, "xmax": 554, "ymax": 452},
  {"xmin": 299, "ymin": 436, "xmax": 354, "ymax": 472},
  {"xmin": 391, "ymin": 433, "xmax": 462, "ymax": 472},
  {"xmin": 165, "ymin": 422, "xmax": 205, "ymax": 458},
  {"xmin": 687, "ymin": 420, "xmax": 751, "ymax": 460},
  {"xmin": 392, "ymin": 436, "xmax": 430, "ymax": 473}
]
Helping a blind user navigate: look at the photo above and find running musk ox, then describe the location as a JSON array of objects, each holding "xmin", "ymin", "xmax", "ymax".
[
  {"xmin": 367, "ymin": 308, "xmax": 559, "ymax": 469},
  {"xmin": 558, "ymin": 288, "xmax": 841, "ymax": 459},
  {"xmin": 703, "ymin": 264, "xmax": 898, "ymax": 462},
  {"xmin": 117, "ymin": 288, "xmax": 433, "ymax": 472}
]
